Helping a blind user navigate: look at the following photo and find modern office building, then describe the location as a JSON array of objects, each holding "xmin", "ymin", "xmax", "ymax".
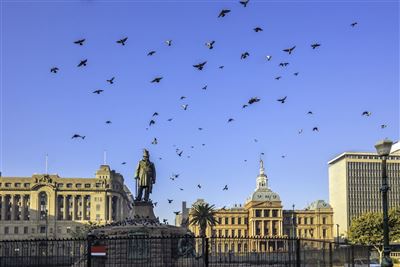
[
  {"xmin": 328, "ymin": 143, "xmax": 400, "ymax": 237},
  {"xmin": 0, "ymin": 165, "xmax": 134, "ymax": 240}
]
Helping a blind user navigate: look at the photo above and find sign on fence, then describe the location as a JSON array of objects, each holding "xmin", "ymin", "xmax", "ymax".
[{"xmin": 91, "ymin": 245, "xmax": 107, "ymax": 256}]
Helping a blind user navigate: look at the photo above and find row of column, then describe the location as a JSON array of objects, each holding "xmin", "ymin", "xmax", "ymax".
[
  {"xmin": 0, "ymin": 194, "xmax": 30, "ymax": 221},
  {"xmin": 58, "ymin": 194, "xmax": 91, "ymax": 221},
  {"xmin": 252, "ymin": 220, "xmax": 282, "ymax": 236}
]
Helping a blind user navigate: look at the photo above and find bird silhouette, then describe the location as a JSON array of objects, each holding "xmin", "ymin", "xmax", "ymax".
[
  {"xmin": 77, "ymin": 59, "xmax": 88, "ymax": 67},
  {"xmin": 106, "ymin": 77, "xmax": 115, "ymax": 84},
  {"xmin": 167, "ymin": 199, "xmax": 173, "ymax": 204},
  {"xmin": 311, "ymin": 43, "xmax": 321, "ymax": 49},
  {"xmin": 116, "ymin": 37, "xmax": 128, "ymax": 45},
  {"xmin": 307, "ymin": 111, "xmax": 313, "ymax": 115},
  {"xmin": 202, "ymin": 85, "xmax": 208, "ymax": 90},
  {"xmin": 179, "ymin": 188, "xmax": 184, "ymax": 191},
  {"xmin": 93, "ymin": 90, "xmax": 104, "ymax": 94},
  {"xmin": 121, "ymin": 162, "xmax": 127, "ymax": 165},
  {"xmin": 219, "ymin": 65, "xmax": 224, "ymax": 69},
  {"xmin": 153, "ymin": 202, "xmax": 158, "ymax": 206},
  {"xmin": 167, "ymin": 118, "xmax": 173, "ymax": 122},
  {"xmin": 153, "ymin": 112, "xmax": 159, "ymax": 117},
  {"xmin": 351, "ymin": 22, "xmax": 358, "ymax": 27},
  {"xmin": 277, "ymin": 96, "xmax": 287, "ymax": 104},
  {"xmin": 228, "ymin": 118, "xmax": 234, "ymax": 123},
  {"xmin": 174, "ymin": 211, "xmax": 180, "ymax": 215},
  {"xmin": 313, "ymin": 127, "xmax": 319, "ymax": 132},
  {"xmin": 248, "ymin": 97, "xmax": 260, "ymax": 105},
  {"xmin": 165, "ymin": 40, "xmax": 172, "ymax": 46},
  {"xmin": 105, "ymin": 121, "xmax": 112, "ymax": 124},
  {"xmin": 151, "ymin": 77, "xmax": 163, "ymax": 83},
  {"xmin": 218, "ymin": 9, "xmax": 231, "ymax": 18},
  {"xmin": 254, "ymin": 27, "xmax": 263, "ymax": 32},
  {"xmin": 275, "ymin": 76, "xmax": 282, "ymax": 80},
  {"xmin": 242, "ymin": 104, "xmax": 248, "ymax": 108},
  {"xmin": 223, "ymin": 185, "xmax": 228, "ymax": 190},
  {"xmin": 241, "ymin": 52, "xmax": 250, "ymax": 59},
  {"xmin": 239, "ymin": 0, "xmax": 249, "ymax": 7},
  {"xmin": 180, "ymin": 96, "xmax": 186, "ymax": 100},
  {"xmin": 294, "ymin": 72, "xmax": 299, "ymax": 76},
  {"xmin": 74, "ymin": 39, "xmax": 85, "ymax": 46},
  {"xmin": 151, "ymin": 138, "xmax": 158, "ymax": 145},
  {"xmin": 206, "ymin": 40, "xmax": 215, "ymax": 49},
  {"xmin": 181, "ymin": 104, "xmax": 188, "ymax": 110},
  {"xmin": 362, "ymin": 111, "xmax": 371, "ymax": 117},
  {"xmin": 266, "ymin": 55, "xmax": 272, "ymax": 61},
  {"xmin": 176, "ymin": 150, "xmax": 183, "ymax": 157},
  {"xmin": 381, "ymin": 124, "xmax": 387, "ymax": 129},
  {"xmin": 72, "ymin": 134, "xmax": 85, "ymax": 139},
  {"xmin": 50, "ymin": 67, "xmax": 59, "ymax": 73},
  {"xmin": 283, "ymin": 46, "xmax": 296, "ymax": 55},
  {"xmin": 298, "ymin": 129, "xmax": 303, "ymax": 134},
  {"xmin": 279, "ymin": 62, "xmax": 289, "ymax": 67},
  {"xmin": 193, "ymin": 61, "xmax": 207, "ymax": 70},
  {"xmin": 149, "ymin": 120, "xmax": 156, "ymax": 126},
  {"xmin": 197, "ymin": 184, "xmax": 202, "ymax": 189},
  {"xmin": 147, "ymin": 50, "xmax": 156, "ymax": 56}
]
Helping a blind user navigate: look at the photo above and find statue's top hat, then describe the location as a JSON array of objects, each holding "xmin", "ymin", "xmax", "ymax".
[{"xmin": 143, "ymin": 149, "xmax": 149, "ymax": 157}]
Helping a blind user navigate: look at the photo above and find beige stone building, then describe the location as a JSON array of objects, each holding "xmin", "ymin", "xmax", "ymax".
[
  {"xmin": 283, "ymin": 200, "xmax": 334, "ymax": 241},
  {"xmin": 176, "ymin": 160, "xmax": 333, "ymax": 252},
  {"xmin": 328, "ymin": 143, "xmax": 400, "ymax": 237},
  {"xmin": 0, "ymin": 165, "xmax": 134, "ymax": 240}
]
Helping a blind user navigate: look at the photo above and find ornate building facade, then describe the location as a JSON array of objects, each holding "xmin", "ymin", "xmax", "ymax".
[
  {"xmin": 0, "ymin": 165, "xmax": 134, "ymax": 240},
  {"xmin": 176, "ymin": 160, "xmax": 334, "ymax": 252}
]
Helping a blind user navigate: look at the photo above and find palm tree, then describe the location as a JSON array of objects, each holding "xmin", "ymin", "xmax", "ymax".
[{"xmin": 190, "ymin": 202, "xmax": 218, "ymax": 237}]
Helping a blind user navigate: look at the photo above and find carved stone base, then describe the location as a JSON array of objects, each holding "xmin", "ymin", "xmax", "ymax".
[{"xmin": 131, "ymin": 201, "xmax": 156, "ymax": 220}]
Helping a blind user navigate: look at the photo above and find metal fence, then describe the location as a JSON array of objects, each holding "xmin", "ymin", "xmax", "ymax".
[{"xmin": 0, "ymin": 236, "xmax": 372, "ymax": 267}]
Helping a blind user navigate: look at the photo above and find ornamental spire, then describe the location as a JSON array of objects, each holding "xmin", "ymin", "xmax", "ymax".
[{"xmin": 259, "ymin": 159, "xmax": 265, "ymax": 176}]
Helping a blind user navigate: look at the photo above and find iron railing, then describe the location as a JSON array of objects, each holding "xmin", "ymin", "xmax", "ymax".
[{"xmin": 0, "ymin": 236, "xmax": 372, "ymax": 267}]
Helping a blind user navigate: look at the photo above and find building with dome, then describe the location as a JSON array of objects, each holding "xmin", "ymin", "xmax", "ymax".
[{"xmin": 176, "ymin": 160, "xmax": 334, "ymax": 251}]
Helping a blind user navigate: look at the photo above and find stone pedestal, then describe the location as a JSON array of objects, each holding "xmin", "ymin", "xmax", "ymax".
[{"xmin": 131, "ymin": 201, "xmax": 156, "ymax": 220}]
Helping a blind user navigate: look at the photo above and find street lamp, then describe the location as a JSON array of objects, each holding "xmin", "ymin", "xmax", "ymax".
[
  {"xmin": 336, "ymin": 224, "xmax": 340, "ymax": 244},
  {"xmin": 291, "ymin": 204, "xmax": 296, "ymax": 238},
  {"xmin": 375, "ymin": 139, "xmax": 393, "ymax": 267}
]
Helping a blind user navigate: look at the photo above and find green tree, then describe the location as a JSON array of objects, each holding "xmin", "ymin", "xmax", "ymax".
[
  {"xmin": 348, "ymin": 208, "xmax": 400, "ymax": 263},
  {"xmin": 190, "ymin": 203, "xmax": 218, "ymax": 237},
  {"xmin": 70, "ymin": 221, "xmax": 101, "ymax": 239}
]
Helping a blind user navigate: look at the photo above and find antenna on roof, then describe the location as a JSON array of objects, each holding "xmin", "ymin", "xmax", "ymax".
[
  {"xmin": 103, "ymin": 150, "xmax": 107, "ymax": 165},
  {"xmin": 45, "ymin": 154, "xmax": 48, "ymax": 174}
]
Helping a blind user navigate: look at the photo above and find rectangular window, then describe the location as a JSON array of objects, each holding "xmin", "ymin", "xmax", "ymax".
[
  {"xmin": 255, "ymin": 210, "xmax": 261, "ymax": 217},
  {"xmin": 244, "ymin": 218, "xmax": 248, "ymax": 225},
  {"xmin": 231, "ymin": 217, "xmax": 235, "ymax": 225},
  {"xmin": 238, "ymin": 217, "xmax": 241, "ymax": 224},
  {"xmin": 5, "ymin": 183, "xmax": 11, "ymax": 188},
  {"xmin": 67, "ymin": 184, "xmax": 72, "ymax": 188},
  {"xmin": 40, "ymin": 226, "xmax": 46, "ymax": 233},
  {"xmin": 264, "ymin": 210, "xmax": 270, "ymax": 217},
  {"xmin": 225, "ymin": 230, "xmax": 228, "ymax": 237},
  {"xmin": 24, "ymin": 227, "xmax": 28, "ymax": 234},
  {"xmin": 4, "ymin": 227, "xmax": 9, "ymax": 234},
  {"xmin": 76, "ymin": 184, "xmax": 82, "ymax": 188},
  {"xmin": 95, "ymin": 183, "xmax": 101, "ymax": 188},
  {"xmin": 310, "ymin": 218, "xmax": 314, "ymax": 225},
  {"xmin": 84, "ymin": 184, "xmax": 91, "ymax": 188},
  {"xmin": 66, "ymin": 227, "xmax": 71, "ymax": 234},
  {"xmin": 238, "ymin": 229, "xmax": 241, "ymax": 237},
  {"xmin": 225, "ymin": 218, "xmax": 228, "ymax": 224},
  {"xmin": 96, "ymin": 214, "xmax": 101, "ymax": 221},
  {"xmin": 323, "ymin": 229, "xmax": 327, "ymax": 238},
  {"xmin": 15, "ymin": 183, "xmax": 21, "ymax": 188},
  {"xmin": 14, "ymin": 227, "xmax": 18, "ymax": 234},
  {"xmin": 57, "ymin": 227, "xmax": 62, "ymax": 234},
  {"xmin": 272, "ymin": 210, "xmax": 278, "ymax": 217}
]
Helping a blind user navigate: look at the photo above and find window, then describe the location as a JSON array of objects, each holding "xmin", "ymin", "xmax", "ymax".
[
  {"xmin": 244, "ymin": 230, "xmax": 248, "ymax": 237},
  {"xmin": 5, "ymin": 183, "xmax": 11, "ymax": 188},
  {"xmin": 225, "ymin": 230, "xmax": 228, "ymax": 237},
  {"xmin": 95, "ymin": 183, "xmax": 101, "ymax": 188},
  {"xmin": 66, "ymin": 227, "xmax": 71, "ymax": 234},
  {"xmin": 310, "ymin": 218, "xmax": 314, "ymax": 225},
  {"xmin": 231, "ymin": 217, "xmax": 235, "ymax": 224},
  {"xmin": 96, "ymin": 214, "xmax": 101, "ymax": 221},
  {"xmin": 76, "ymin": 184, "xmax": 82, "ymax": 188},
  {"xmin": 304, "ymin": 218, "xmax": 308, "ymax": 224},
  {"xmin": 15, "ymin": 183, "xmax": 21, "ymax": 188},
  {"xmin": 40, "ymin": 226, "xmax": 46, "ymax": 234},
  {"xmin": 264, "ymin": 209, "xmax": 270, "ymax": 217},
  {"xmin": 14, "ymin": 227, "xmax": 18, "ymax": 234},
  {"xmin": 272, "ymin": 210, "xmax": 278, "ymax": 217},
  {"xmin": 244, "ymin": 218, "xmax": 248, "ymax": 224},
  {"xmin": 31, "ymin": 228, "xmax": 35, "ymax": 234},
  {"xmin": 323, "ymin": 229, "xmax": 327, "ymax": 238},
  {"xmin": 225, "ymin": 218, "xmax": 228, "ymax": 224},
  {"xmin": 322, "ymin": 217, "xmax": 327, "ymax": 224},
  {"xmin": 58, "ymin": 184, "xmax": 63, "ymax": 188},
  {"xmin": 57, "ymin": 227, "xmax": 62, "ymax": 234},
  {"xmin": 24, "ymin": 227, "xmax": 28, "ymax": 234},
  {"xmin": 4, "ymin": 227, "xmax": 9, "ymax": 234},
  {"xmin": 96, "ymin": 204, "xmax": 101, "ymax": 211},
  {"xmin": 238, "ymin": 230, "xmax": 241, "ymax": 237},
  {"xmin": 67, "ymin": 183, "xmax": 72, "ymax": 188},
  {"xmin": 84, "ymin": 184, "xmax": 91, "ymax": 188},
  {"xmin": 238, "ymin": 217, "xmax": 242, "ymax": 224},
  {"xmin": 255, "ymin": 209, "xmax": 261, "ymax": 217},
  {"xmin": 39, "ymin": 192, "xmax": 48, "ymax": 220}
]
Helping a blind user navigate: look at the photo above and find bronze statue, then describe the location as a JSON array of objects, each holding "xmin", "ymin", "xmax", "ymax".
[{"xmin": 134, "ymin": 149, "xmax": 156, "ymax": 202}]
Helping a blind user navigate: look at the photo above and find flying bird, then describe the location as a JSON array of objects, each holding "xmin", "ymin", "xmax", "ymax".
[
  {"xmin": 248, "ymin": 97, "xmax": 260, "ymax": 104},
  {"xmin": 151, "ymin": 77, "xmax": 163, "ymax": 83},
  {"xmin": 106, "ymin": 77, "xmax": 115, "ymax": 84},
  {"xmin": 266, "ymin": 55, "xmax": 272, "ymax": 61},
  {"xmin": 151, "ymin": 138, "xmax": 158, "ymax": 145},
  {"xmin": 147, "ymin": 50, "xmax": 156, "ymax": 56},
  {"xmin": 179, "ymin": 188, "xmax": 184, "ymax": 191},
  {"xmin": 242, "ymin": 104, "xmax": 248, "ymax": 108},
  {"xmin": 206, "ymin": 41, "xmax": 215, "ymax": 49},
  {"xmin": 351, "ymin": 22, "xmax": 358, "ymax": 27},
  {"xmin": 294, "ymin": 72, "xmax": 299, "ymax": 76},
  {"xmin": 167, "ymin": 199, "xmax": 173, "ymax": 204},
  {"xmin": 174, "ymin": 211, "xmax": 181, "ymax": 215},
  {"xmin": 105, "ymin": 121, "xmax": 112, "ymax": 124},
  {"xmin": 93, "ymin": 90, "xmax": 104, "ymax": 94},
  {"xmin": 198, "ymin": 127, "xmax": 203, "ymax": 131},
  {"xmin": 50, "ymin": 67, "xmax": 59, "ymax": 73},
  {"xmin": 279, "ymin": 62, "xmax": 289, "ymax": 67},
  {"xmin": 311, "ymin": 43, "xmax": 321, "ymax": 49},
  {"xmin": 283, "ymin": 46, "xmax": 296, "ymax": 55},
  {"xmin": 223, "ymin": 185, "xmax": 228, "ymax": 191},
  {"xmin": 121, "ymin": 162, "xmax": 126, "ymax": 165},
  {"xmin": 165, "ymin": 40, "xmax": 172, "ymax": 46},
  {"xmin": 152, "ymin": 112, "xmax": 159, "ymax": 117},
  {"xmin": 167, "ymin": 118, "xmax": 173, "ymax": 122},
  {"xmin": 298, "ymin": 129, "xmax": 303, "ymax": 134},
  {"xmin": 149, "ymin": 120, "xmax": 156, "ymax": 126},
  {"xmin": 307, "ymin": 111, "xmax": 313, "ymax": 115},
  {"xmin": 116, "ymin": 37, "xmax": 128, "ymax": 45},
  {"xmin": 202, "ymin": 85, "xmax": 208, "ymax": 90},
  {"xmin": 228, "ymin": 118, "xmax": 234, "ymax": 123},
  {"xmin": 254, "ymin": 27, "xmax": 263, "ymax": 32},
  {"xmin": 362, "ymin": 111, "xmax": 371, "ymax": 117},
  {"xmin": 313, "ymin": 127, "xmax": 319, "ymax": 132},
  {"xmin": 176, "ymin": 150, "xmax": 183, "ymax": 157},
  {"xmin": 74, "ymin": 39, "xmax": 85, "ymax": 46},
  {"xmin": 241, "ymin": 52, "xmax": 250, "ymax": 59},
  {"xmin": 153, "ymin": 202, "xmax": 158, "ymax": 206},
  {"xmin": 218, "ymin": 9, "xmax": 231, "ymax": 18},
  {"xmin": 277, "ymin": 96, "xmax": 287, "ymax": 104},
  {"xmin": 219, "ymin": 65, "xmax": 224, "ymax": 69},
  {"xmin": 381, "ymin": 124, "xmax": 387, "ymax": 129},
  {"xmin": 71, "ymin": 134, "xmax": 85, "ymax": 139},
  {"xmin": 77, "ymin": 59, "xmax": 88, "ymax": 67},
  {"xmin": 239, "ymin": 0, "xmax": 249, "ymax": 7},
  {"xmin": 181, "ymin": 104, "xmax": 188, "ymax": 110},
  {"xmin": 275, "ymin": 76, "xmax": 282, "ymax": 80},
  {"xmin": 180, "ymin": 96, "xmax": 186, "ymax": 100},
  {"xmin": 193, "ymin": 61, "xmax": 207, "ymax": 70},
  {"xmin": 197, "ymin": 184, "xmax": 202, "ymax": 189}
]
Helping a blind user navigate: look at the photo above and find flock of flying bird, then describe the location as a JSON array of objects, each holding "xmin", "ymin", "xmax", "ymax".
[{"xmin": 47, "ymin": 1, "xmax": 386, "ymax": 219}]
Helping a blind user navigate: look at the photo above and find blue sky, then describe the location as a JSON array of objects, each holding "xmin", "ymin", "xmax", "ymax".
[{"xmin": 1, "ymin": 0, "xmax": 399, "ymax": 223}]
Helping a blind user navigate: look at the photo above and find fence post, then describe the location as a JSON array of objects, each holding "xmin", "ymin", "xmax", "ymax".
[
  {"xmin": 296, "ymin": 238, "xmax": 301, "ymax": 267},
  {"xmin": 87, "ymin": 233, "xmax": 94, "ymax": 267},
  {"xmin": 351, "ymin": 245, "xmax": 355, "ymax": 267},
  {"xmin": 204, "ymin": 237, "xmax": 209, "ymax": 267},
  {"xmin": 329, "ymin": 242, "xmax": 333, "ymax": 267}
]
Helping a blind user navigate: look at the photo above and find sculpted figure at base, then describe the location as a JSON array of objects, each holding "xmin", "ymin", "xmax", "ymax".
[{"xmin": 135, "ymin": 149, "xmax": 156, "ymax": 202}]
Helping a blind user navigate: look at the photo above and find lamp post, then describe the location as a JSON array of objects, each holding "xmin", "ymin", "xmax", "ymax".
[
  {"xmin": 375, "ymin": 139, "xmax": 393, "ymax": 267},
  {"xmin": 336, "ymin": 224, "xmax": 340, "ymax": 244},
  {"xmin": 292, "ymin": 204, "xmax": 296, "ymax": 238}
]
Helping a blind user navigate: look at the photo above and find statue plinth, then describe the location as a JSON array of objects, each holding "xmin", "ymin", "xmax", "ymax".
[{"xmin": 131, "ymin": 201, "xmax": 156, "ymax": 220}]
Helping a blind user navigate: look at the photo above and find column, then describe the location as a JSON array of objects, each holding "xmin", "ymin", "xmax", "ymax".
[
  {"xmin": 63, "ymin": 195, "xmax": 68, "ymax": 220},
  {"xmin": 72, "ymin": 196, "xmax": 76, "ymax": 221},
  {"xmin": 261, "ymin": 220, "xmax": 265, "ymax": 236},
  {"xmin": 116, "ymin": 197, "xmax": 120, "ymax": 221},
  {"xmin": 21, "ymin": 195, "xmax": 26, "ymax": 220},
  {"xmin": 269, "ymin": 220, "xmax": 273, "ymax": 236},
  {"xmin": 108, "ymin": 195, "xmax": 112, "ymax": 221},
  {"xmin": 1, "ymin": 195, "xmax": 6, "ymax": 220},
  {"xmin": 10, "ymin": 195, "xmax": 16, "ymax": 220}
]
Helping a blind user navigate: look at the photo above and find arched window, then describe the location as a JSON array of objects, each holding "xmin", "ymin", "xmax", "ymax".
[{"xmin": 39, "ymin": 192, "xmax": 48, "ymax": 220}]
